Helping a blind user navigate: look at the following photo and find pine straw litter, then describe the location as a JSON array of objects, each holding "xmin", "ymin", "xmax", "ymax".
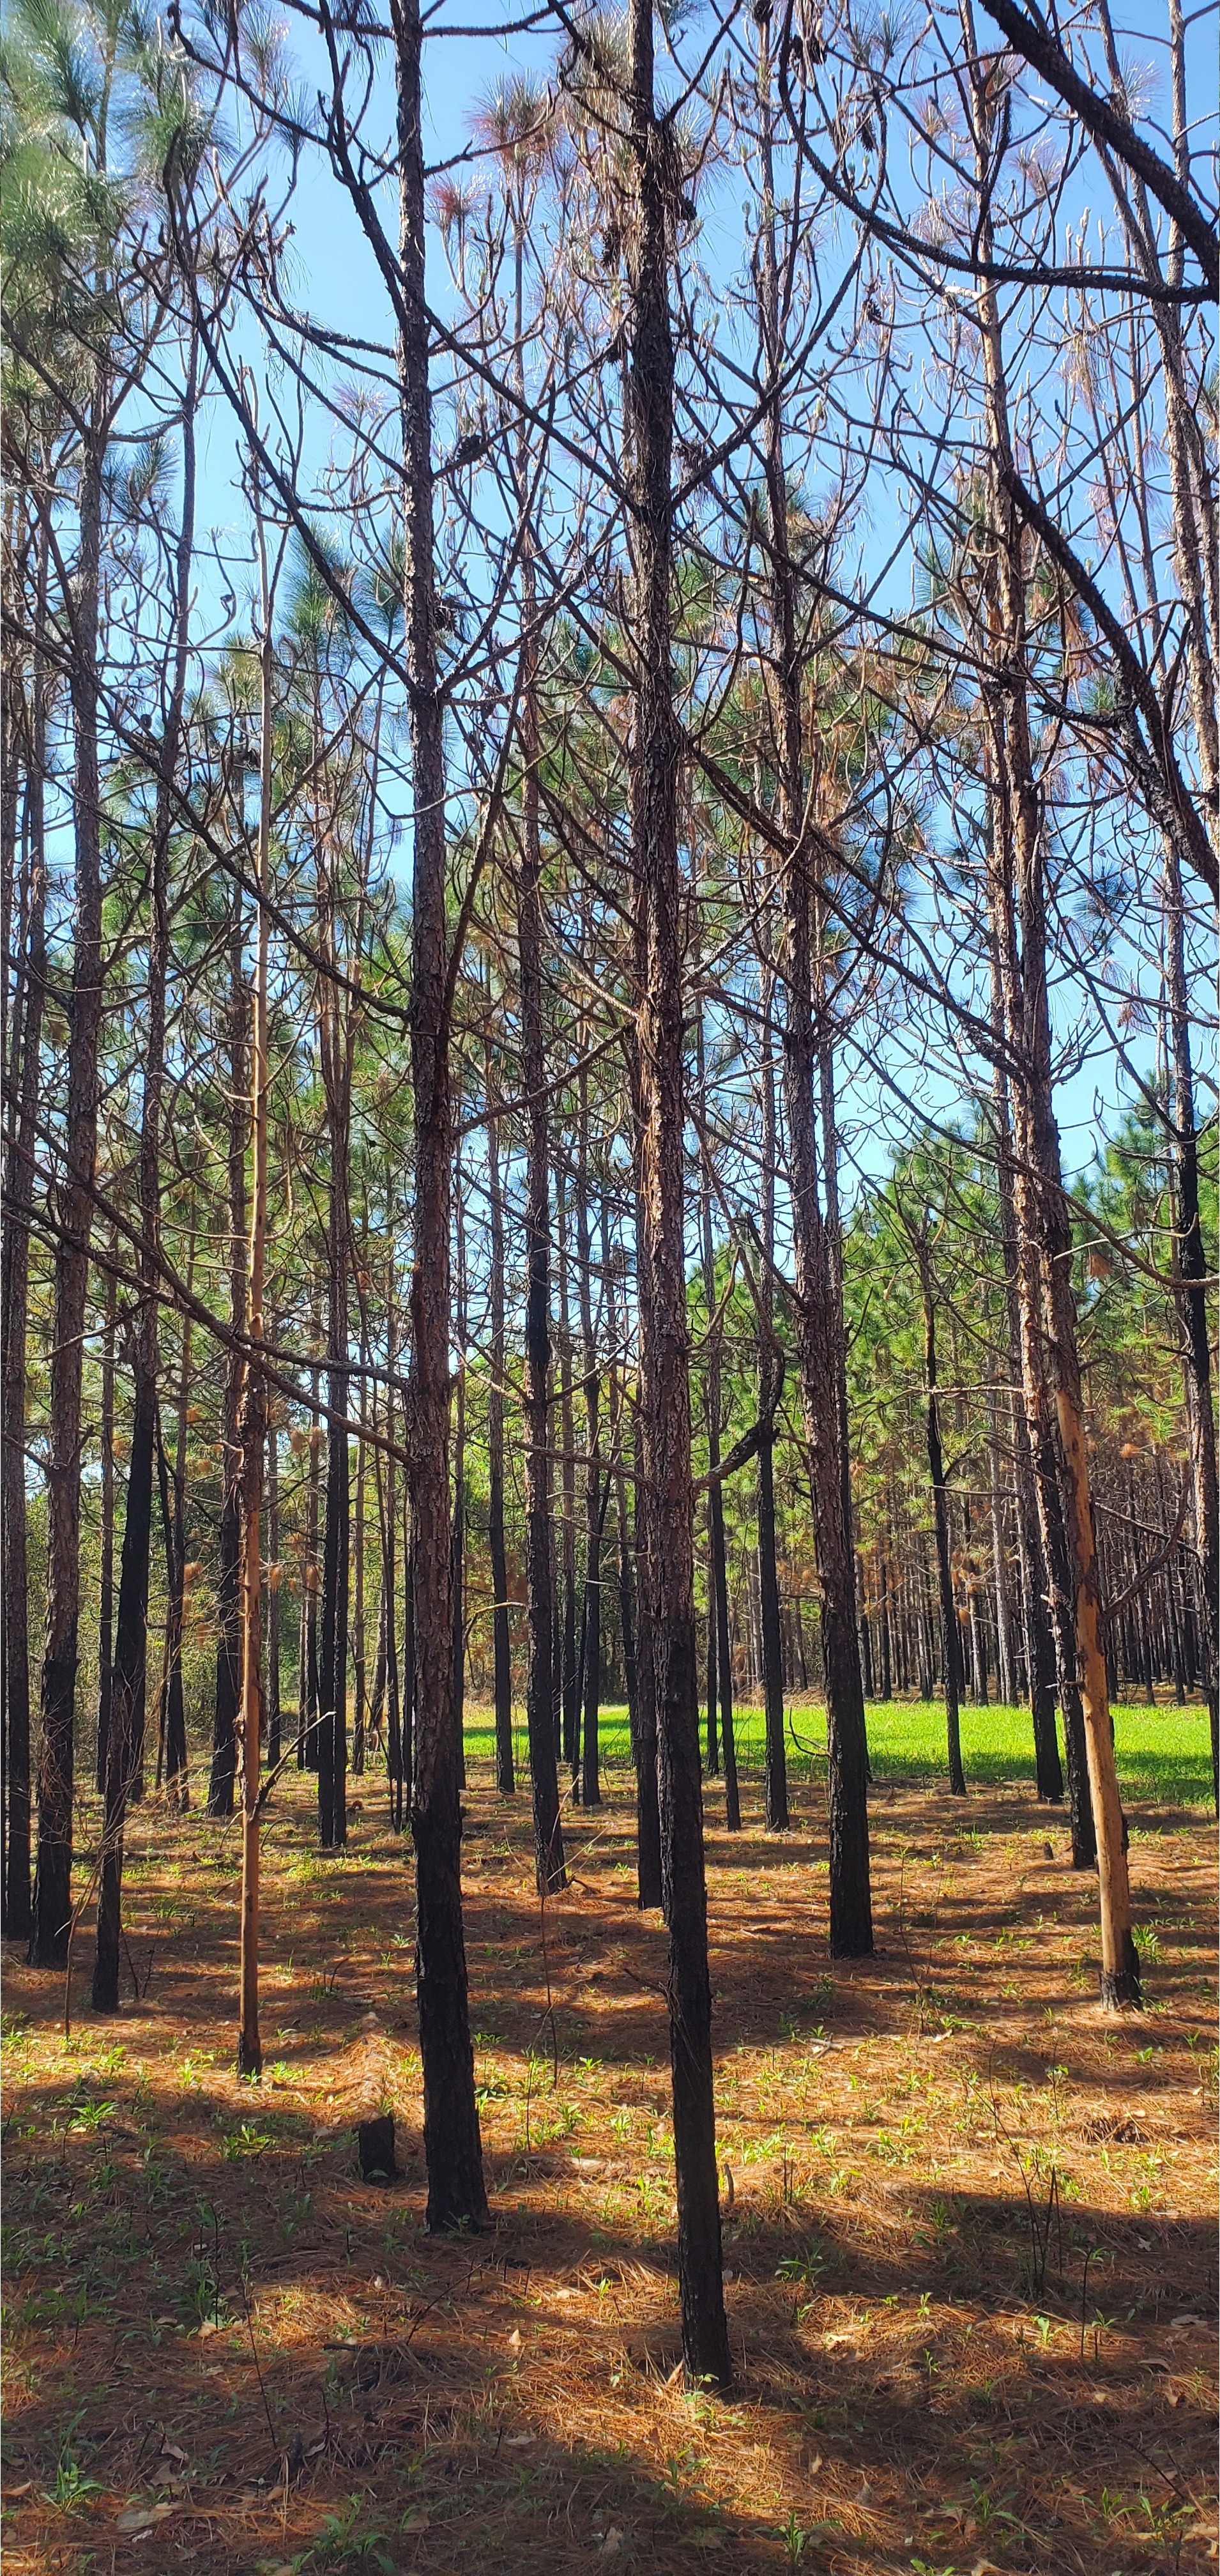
[{"xmin": 1, "ymin": 1747, "xmax": 1216, "ymax": 2575}]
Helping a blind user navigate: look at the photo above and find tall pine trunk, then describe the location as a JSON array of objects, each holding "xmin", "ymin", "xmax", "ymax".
[
  {"xmin": 696, "ymin": 1009, "xmax": 737, "ymax": 1821},
  {"xmin": 236, "ymin": 514, "xmax": 275, "ymax": 2076},
  {"xmin": 315, "ymin": 774, "xmax": 352, "ymax": 1852},
  {"xmin": 966, "ymin": 10, "xmax": 1138, "ymax": 1999},
  {"xmin": 757, "ymin": 974, "xmax": 788, "ymax": 1828},
  {"xmin": 485, "ymin": 1040, "xmax": 514, "ymax": 1792},
  {"xmin": 1162, "ymin": 837, "xmax": 1219, "ymax": 1804},
  {"xmin": 516, "ymin": 594, "xmax": 565, "ymax": 1893},
  {"xmin": 352, "ymin": 1358, "xmax": 367, "ymax": 1778},
  {"xmin": 630, "ymin": 1135, "xmax": 664, "ymax": 1912},
  {"xmin": 317, "ymin": 1218, "xmax": 349, "ymax": 1850},
  {"xmin": 451, "ymin": 1222, "xmax": 467, "ymax": 1800},
  {"xmin": 95, "ymin": 341, "xmax": 197, "ymax": 2007},
  {"xmin": 576, "ymin": 1064, "xmax": 602, "ymax": 1809},
  {"xmin": 816, "ymin": 1004, "xmax": 868, "ymax": 1779},
  {"xmin": 31, "ymin": 422, "xmax": 105, "ymax": 1969},
  {"xmin": 378, "ymin": 1241, "xmax": 405, "ymax": 1827},
  {"xmin": 556, "ymin": 1171, "xmax": 580, "ymax": 1773},
  {"xmin": 394, "ymin": 0, "xmax": 488, "ymax": 2224},
  {"xmin": 300, "ymin": 1389, "xmax": 321, "ymax": 1767},
  {"xmin": 987, "ymin": 1382, "xmax": 1018, "ymax": 1708},
  {"xmin": 210, "ymin": 863, "xmax": 248, "ymax": 1818},
  {"xmin": 2, "ymin": 512, "xmax": 48, "ymax": 1938},
  {"xmin": 627, "ymin": 0, "xmax": 730, "ymax": 2385},
  {"xmin": 917, "ymin": 1245, "xmax": 966, "ymax": 1796},
  {"xmin": 95, "ymin": 1261, "xmax": 116, "ymax": 1794},
  {"xmin": 989, "ymin": 930, "xmax": 1063, "ymax": 1798},
  {"xmin": 162, "ymin": 1255, "xmax": 195, "ymax": 1809},
  {"xmin": 756, "ymin": 17, "xmax": 869, "ymax": 1949}
]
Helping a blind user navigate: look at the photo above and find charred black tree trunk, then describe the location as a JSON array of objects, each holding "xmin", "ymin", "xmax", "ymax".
[
  {"xmin": 626, "ymin": 0, "xmax": 730, "ymax": 2386},
  {"xmin": 394, "ymin": 0, "xmax": 488, "ymax": 2225}
]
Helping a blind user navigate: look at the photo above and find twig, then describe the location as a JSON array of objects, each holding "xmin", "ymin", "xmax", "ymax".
[
  {"xmin": 1079, "ymin": 2247, "xmax": 1094, "ymax": 2364},
  {"xmin": 987, "ymin": 2050, "xmax": 1060, "ymax": 2296},
  {"xmin": 238, "ymin": 2273, "xmax": 278, "ymax": 2453},
  {"xmin": 896, "ymin": 1851, "xmax": 933, "ymax": 2034}
]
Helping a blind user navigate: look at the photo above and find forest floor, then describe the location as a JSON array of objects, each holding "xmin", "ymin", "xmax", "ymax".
[{"xmin": 2, "ymin": 1704, "xmax": 1216, "ymax": 2576}]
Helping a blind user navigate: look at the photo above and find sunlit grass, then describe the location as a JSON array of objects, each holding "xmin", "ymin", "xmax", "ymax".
[{"xmin": 463, "ymin": 1697, "xmax": 1214, "ymax": 1809}]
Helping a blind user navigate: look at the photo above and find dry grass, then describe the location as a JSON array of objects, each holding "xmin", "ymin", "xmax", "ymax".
[{"xmin": 2, "ymin": 1737, "xmax": 1216, "ymax": 2576}]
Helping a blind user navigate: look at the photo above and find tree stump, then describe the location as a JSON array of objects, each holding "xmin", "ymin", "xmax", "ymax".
[{"xmin": 357, "ymin": 2113, "xmax": 399, "ymax": 2182}]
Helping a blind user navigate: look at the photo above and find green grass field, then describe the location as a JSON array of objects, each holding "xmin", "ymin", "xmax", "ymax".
[{"xmin": 464, "ymin": 1697, "xmax": 1215, "ymax": 1810}]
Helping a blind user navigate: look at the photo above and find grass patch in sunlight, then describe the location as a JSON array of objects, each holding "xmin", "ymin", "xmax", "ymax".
[{"xmin": 462, "ymin": 1698, "xmax": 1214, "ymax": 1809}]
